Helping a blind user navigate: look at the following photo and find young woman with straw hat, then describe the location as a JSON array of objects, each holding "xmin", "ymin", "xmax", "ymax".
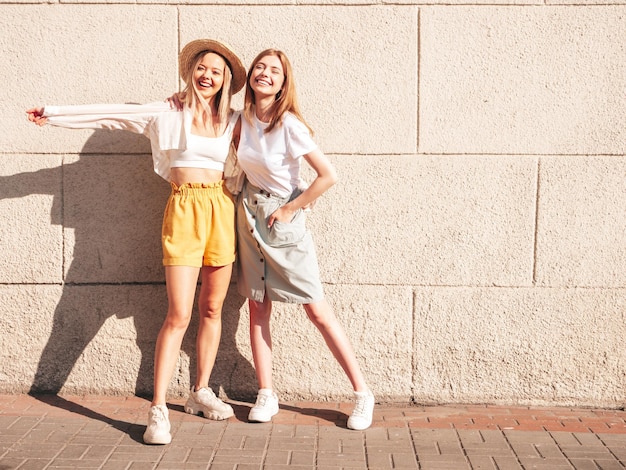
[{"xmin": 26, "ymin": 38, "xmax": 246, "ymax": 445}]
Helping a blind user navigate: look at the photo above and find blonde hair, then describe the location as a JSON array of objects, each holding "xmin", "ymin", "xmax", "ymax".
[
  {"xmin": 182, "ymin": 51, "xmax": 233, "ymax": 133},
  {"xmin": 243, "ymin": 49, "xmax": 313, "ymax": 135}
]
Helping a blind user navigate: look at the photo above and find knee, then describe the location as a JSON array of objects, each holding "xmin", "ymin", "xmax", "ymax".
[
  {"xmin": 304, "ymin": 303, "xmax": 335, "ymax": 329},
  {"xmin": 163, "ymin": 308, "xmax": 192, "ymax": 331},
  {"xmin": 198, "ymin": 299, "xmax": 224, "ymax": 321},
  {"xmin": 306, "ymin": 311, "xmax": 329, "ymax": 329}
]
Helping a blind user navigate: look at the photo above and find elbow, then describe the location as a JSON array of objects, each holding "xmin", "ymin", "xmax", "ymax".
[{"xmin": 328, "ymin": 168, "xmax": 339, "ymax": 187}]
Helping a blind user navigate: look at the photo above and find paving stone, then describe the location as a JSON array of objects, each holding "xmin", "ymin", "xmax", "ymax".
[
  {"xmin": 264, "ymin": 450, "xmax": 290, "ymax": 465},
  {"xmin": 419, "ymin": 459, "xmax": 471, "ymax": 469},
  {"xmin": 490, "ymin": 455, "xmax": 524, "ymax": 470},
  {"xmin": 517, "ymin": 456, "xmax": 574, "ymax": 468}
]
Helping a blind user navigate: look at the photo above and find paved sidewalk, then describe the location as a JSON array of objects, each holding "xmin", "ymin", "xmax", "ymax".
[{"xmin": 0, "ymin": 394, "xmax": 625, "ymax": 469}]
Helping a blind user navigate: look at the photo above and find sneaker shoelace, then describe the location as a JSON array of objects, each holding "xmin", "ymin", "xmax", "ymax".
[
  {"xmin": 208, "ymin": 395, "xmax": 226, "ymax": 408},
  {"xmin": 201, "ymin": 389, "xmax": 216, "ymax": 401},
  {"xmin": 151, "ymin": 407, "xmax": 167, "ymax": 423},
  {"xmin": 255, "ymin": 395, "xmax": 269, "ymax": 408},
  {"xmin": 352, "ymin": 397, "xmax": 369, "ymax": 417}
]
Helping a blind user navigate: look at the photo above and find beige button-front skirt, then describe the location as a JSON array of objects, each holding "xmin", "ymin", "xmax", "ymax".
[{"xmin": 236, "ymin": 181, "xmax": 324, "ymax": 304}]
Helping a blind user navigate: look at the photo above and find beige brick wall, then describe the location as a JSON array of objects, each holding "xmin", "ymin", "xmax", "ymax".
[{"xmin": 1, "ymin": 2, "xmax": 624, "ymax": 407}]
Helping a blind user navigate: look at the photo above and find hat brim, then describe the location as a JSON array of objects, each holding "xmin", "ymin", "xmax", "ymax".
[{"xmin": 179, "ymin": 39, "xmax": 246, "ymax": 95}]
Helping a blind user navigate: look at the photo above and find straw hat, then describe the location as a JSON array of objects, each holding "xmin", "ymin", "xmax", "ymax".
[{"xmin": 179, "ymin": 39, "xmax": 246, "ymax": 94}]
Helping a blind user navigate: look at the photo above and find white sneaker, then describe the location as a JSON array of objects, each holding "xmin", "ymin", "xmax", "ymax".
[
  {"xmin": 248, "ymin": 389, "xmax": 279, "ymax": 422},
  {"xmin": 143, "ymin": 404, "xmax": 171, "ymax": 444},
  {"xmin": 347, "ymin": 390, "xmax": 375, "ymax": 430},
  {"xmin": 184, "ymin": 386, "xmax": 234, "ymax": 420}
]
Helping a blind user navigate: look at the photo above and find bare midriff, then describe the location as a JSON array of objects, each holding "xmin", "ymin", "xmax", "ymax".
[{"xmin": 169, "ymin": 167, "xmax": 224, "ymax": 186}]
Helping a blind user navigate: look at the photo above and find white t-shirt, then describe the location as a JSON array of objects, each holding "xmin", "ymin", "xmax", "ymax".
[{"xmin": 237, "ymin": 112, "xmax": 317, "ymax": 198}]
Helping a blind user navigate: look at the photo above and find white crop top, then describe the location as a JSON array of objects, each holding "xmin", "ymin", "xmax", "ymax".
[
  {"xmin": 170, "ymin": 113, "xmax": 239, "ymax": 171},
  {"xmin": 171, "ymin": 133, "xmax": 229, "ymax": 171}
]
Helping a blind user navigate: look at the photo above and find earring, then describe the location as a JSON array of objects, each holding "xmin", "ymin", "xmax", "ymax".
[{"xmin": 276, "ymin": 89, "xmax": 283, "ymax": 100}]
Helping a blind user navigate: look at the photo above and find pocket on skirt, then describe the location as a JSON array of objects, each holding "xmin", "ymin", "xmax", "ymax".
[{"xmin": 265, "ymin": 211, "xmax": 306, "ymax": 247}]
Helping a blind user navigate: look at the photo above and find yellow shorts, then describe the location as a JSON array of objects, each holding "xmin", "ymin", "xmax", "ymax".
[{"xmin": 162, "ymin": 181, "xmax": 236, "ymax": 267}]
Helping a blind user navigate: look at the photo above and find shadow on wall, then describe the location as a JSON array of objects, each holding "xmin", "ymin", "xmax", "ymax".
[{"xmin": 2, "ymin": 129, "xmax": 256, "ymax": 401}]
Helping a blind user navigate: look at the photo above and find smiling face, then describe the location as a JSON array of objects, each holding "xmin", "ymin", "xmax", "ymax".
[
  {"xmin": 249, "ymin": 54, "xmax": 285, "ymax": 99},
  {"xmin": 193, "ymin": 52, "xmax": 227, "ymax": 101}
]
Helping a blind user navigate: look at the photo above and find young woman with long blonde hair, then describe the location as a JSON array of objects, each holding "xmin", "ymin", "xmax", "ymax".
[{"xmin": 27, "ymin": 39, "xmax": 246, "ymax": 444}]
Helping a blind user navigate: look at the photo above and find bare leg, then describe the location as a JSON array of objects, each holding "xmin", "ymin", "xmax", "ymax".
[
  {"xmin": 152, "ymin": 266, "xmax": 199, "ymax": 406},
  {"xmin": 249, "ymin": 297, "xmax": 273, "ymax": 389},
  {"xmin": 303, "ymin": 300, "xmax": 368, "ymax": 392},
  {"xmin": 194, "ymin": 264, "xmax": 233, "ymax": 389}
]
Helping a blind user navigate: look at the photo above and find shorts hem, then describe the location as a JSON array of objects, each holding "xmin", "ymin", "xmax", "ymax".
[
  {"xmin": 202, "ymin": 255, "xmax": 236, "ymax": 267},
  {"xmin": 163, "ymin": 258, "xmax": 203, "ymax": 268},
  {"xmin": 163, "ymin": 255, "xmax": 235, "ymax": 268}
]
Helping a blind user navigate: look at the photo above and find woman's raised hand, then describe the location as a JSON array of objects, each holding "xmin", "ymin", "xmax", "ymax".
[{"xmin": 26, "ymin": 107, "xmax": 48, "ymax": 126}]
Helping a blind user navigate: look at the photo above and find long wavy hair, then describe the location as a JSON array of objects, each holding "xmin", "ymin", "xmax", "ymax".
[
  {"xmin": 182, "ymin": 50, "xmax": 233, "ymax": 133},
  {"xmin": 243, "ymin": 49, "xmax": 313, "ymax": 135}
]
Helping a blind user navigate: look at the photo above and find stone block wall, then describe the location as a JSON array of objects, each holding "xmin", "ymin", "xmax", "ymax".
[{"xmin": 1, "ymin": 1, "xmax": 624, "ymax": 407}]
